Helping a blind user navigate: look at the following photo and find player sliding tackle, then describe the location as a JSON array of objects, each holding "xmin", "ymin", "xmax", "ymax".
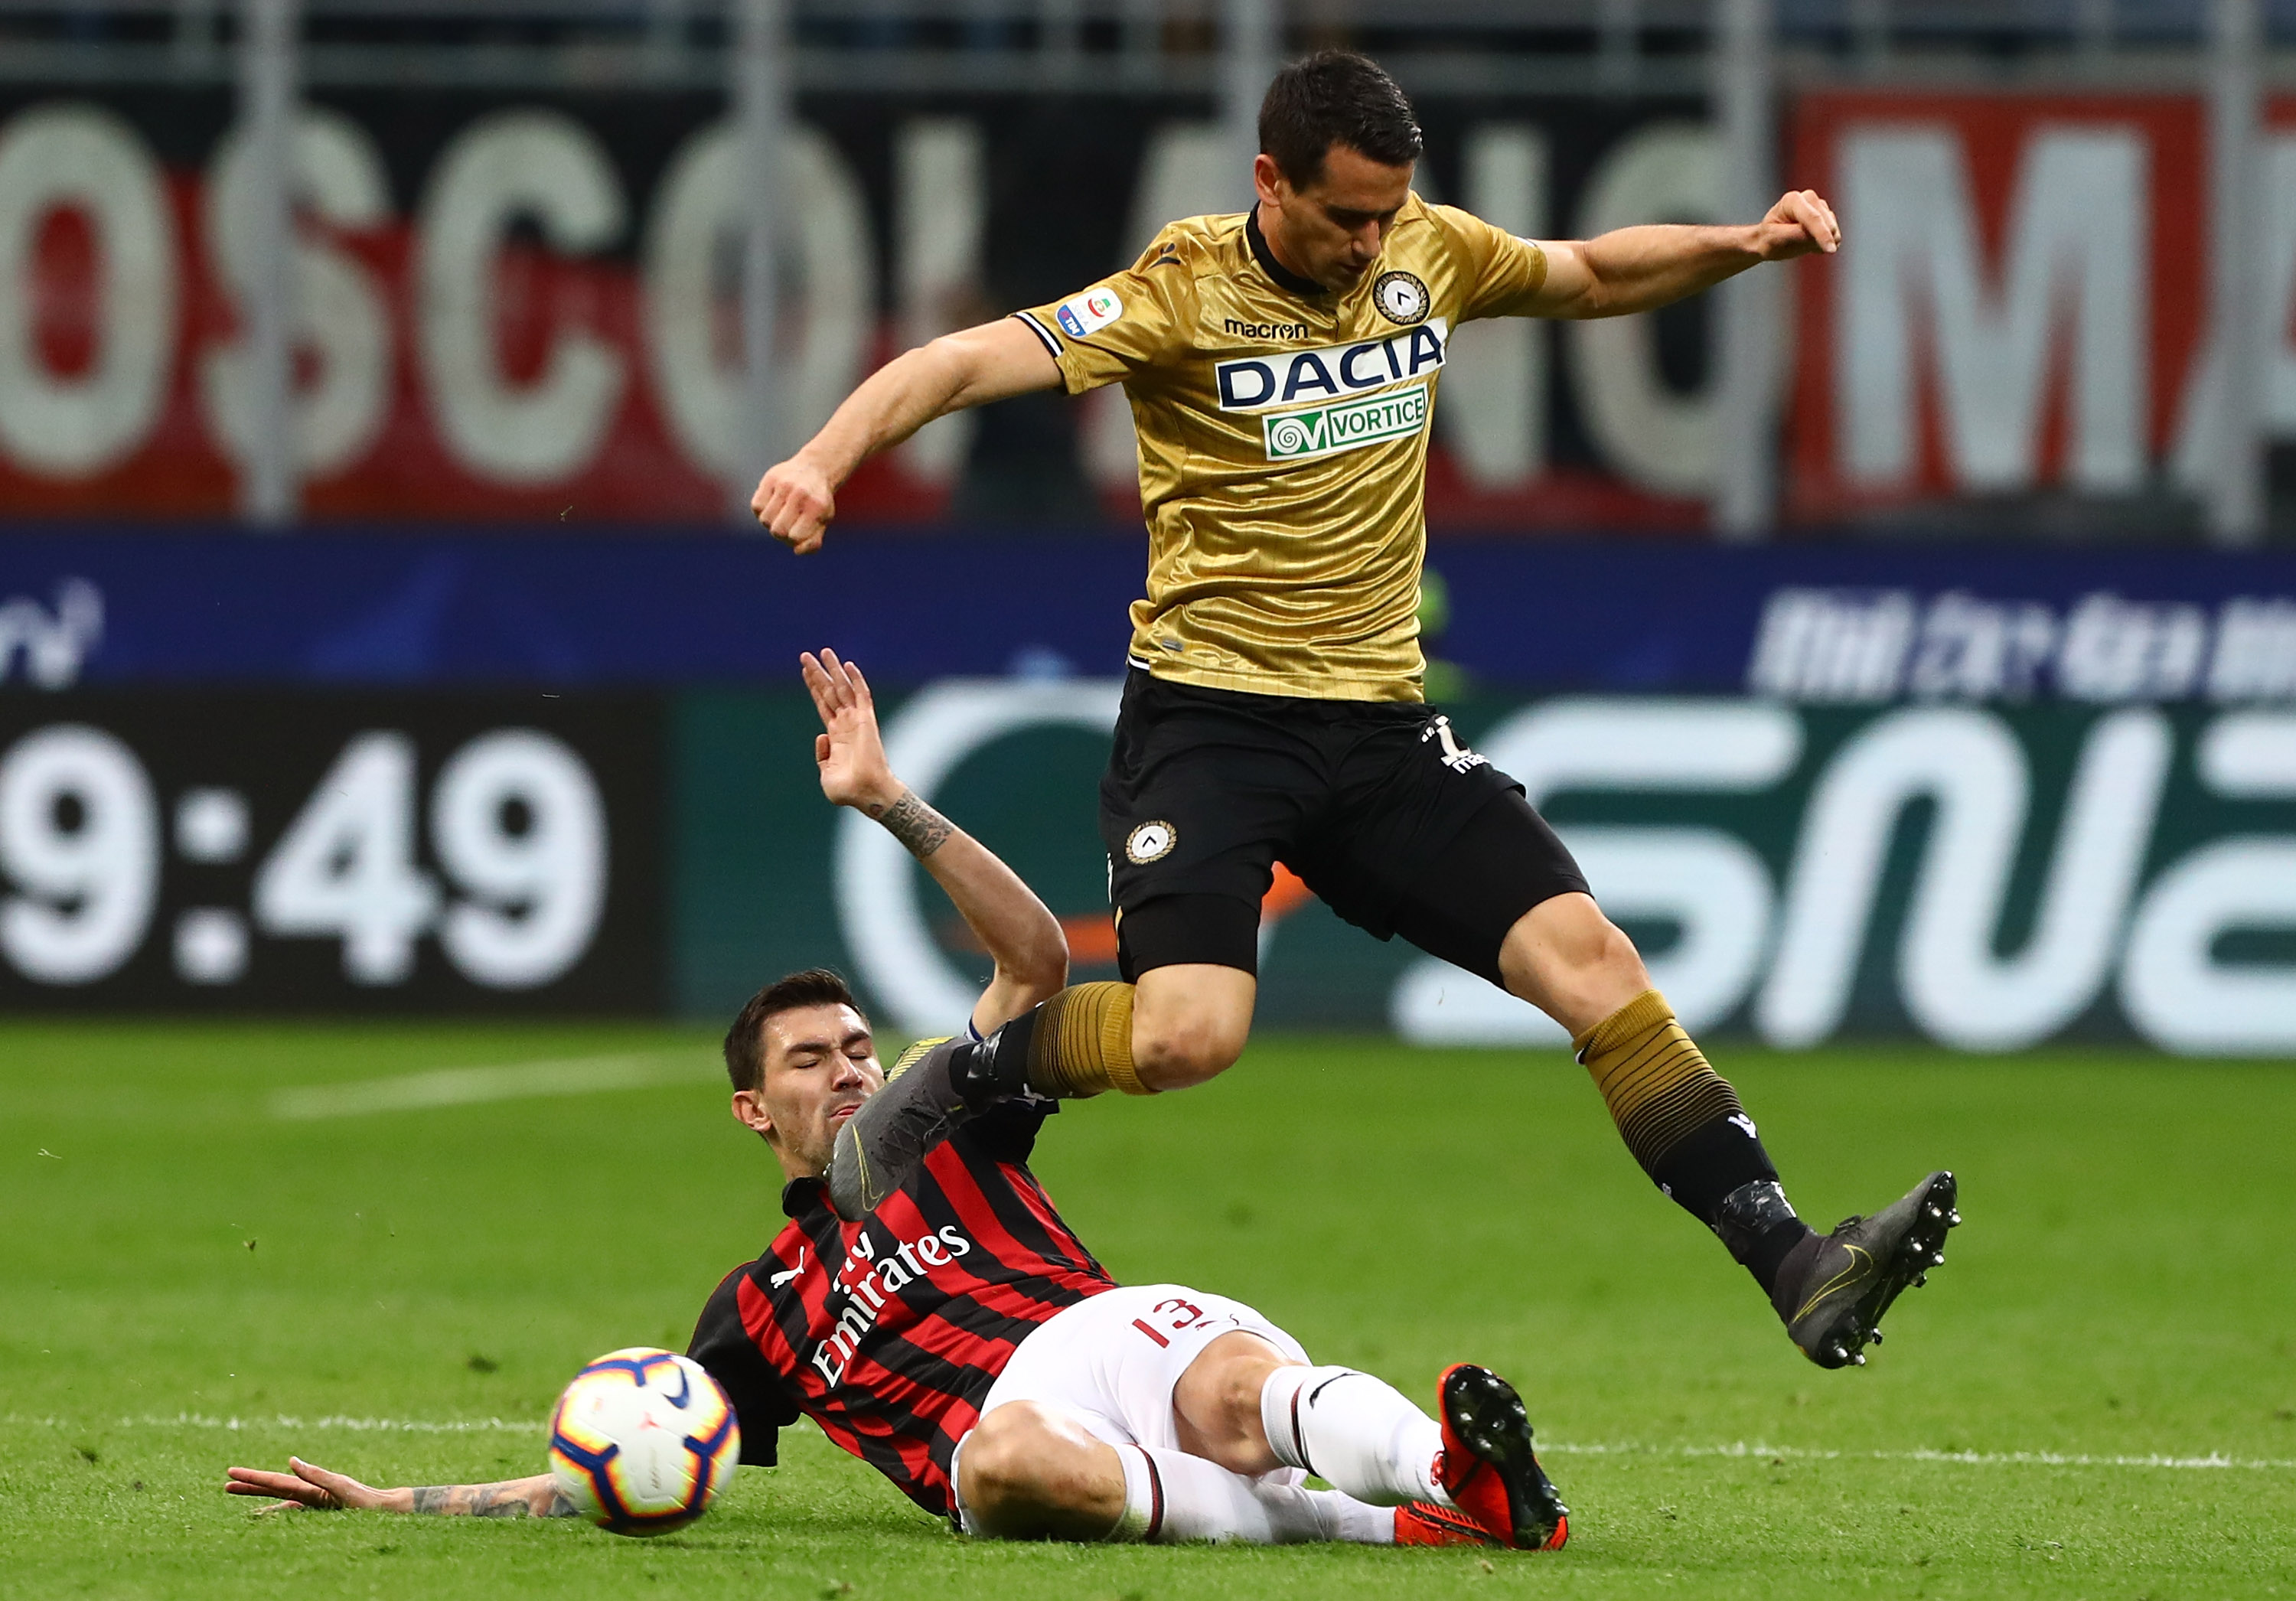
[
  {"xmin": 227, "ymin": 649, "xmax": 1565, "ymax": 1551},
  {"xmin": 752, "ymin": 49, "xmax": 1957, "ymax": 1369}
]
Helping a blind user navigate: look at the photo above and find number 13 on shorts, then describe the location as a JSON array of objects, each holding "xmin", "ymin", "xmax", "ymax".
[{"xmin": 1130, "ymin": 1297, "xmax": 1220, "ymax": 1348}]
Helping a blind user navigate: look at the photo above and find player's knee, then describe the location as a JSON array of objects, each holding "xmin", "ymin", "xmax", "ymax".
[
  {"xmin": 1176, "ymin": 1340, "xmax": 1295, "ymax": 1475},
  {"xmin": 1582, "ymin": 915, "xmax": 1647, "ymax": 988},
  {"xmin": 1130, "ymin": 1007, "xmax": 1247, "ymax": 1091},
  {"xmin": 1500, "ymin": 895, "xmax": 1653, "ymax": 1029},
  {"xmin": 959, "ymin": 1413, "xmax": 1036, "ymax": 1502},
  {"xmin": 958, "ymin": 1404, "xmax": 1114, "ymax": 1540},
  {"xmin": 1129, "ymin": 961, "xmax": 1256, "ymax": 1091}
]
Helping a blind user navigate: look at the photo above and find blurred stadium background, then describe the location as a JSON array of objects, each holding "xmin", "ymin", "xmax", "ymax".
[
  {"xmin": 0, "ymin": 0, "xmax": 2293, "ymax": 1050},
  {"xmin": 4, "ymin": 5, "xmax": 2295, "ymax": 1595}
]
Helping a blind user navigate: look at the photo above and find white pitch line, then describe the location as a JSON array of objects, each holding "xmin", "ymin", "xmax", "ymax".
[
  {"xmin": 5, "ymin": 1413, "xmax": 542, "ymax": 1434},
  {"xmin": 270, "ymin": 1051, "xmax": 717, "ymax": 1120},
  {"xmin": 1538, "ymin": 1440, "xmax": 2296, "ymax": 1472},
  {"xmin": 5, "ymin": 1415, "xmax": 2288, "ymax": 1471}
]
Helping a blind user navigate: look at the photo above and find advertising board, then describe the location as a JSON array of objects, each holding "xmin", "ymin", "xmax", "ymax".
[
  {"xmin": 0, "ymin": 84, "xmax": 1750, "ymax": 527},
  {"xmin": 2, "ymin": 537, "xmax": 2290, "ymax": 1048},
  {"xmin": 9, "ymin": 530, "xmax": 2296, "ymax": 700},
  {"xmin": 672, "ymin": 683, "xmax": 2296, "ymax": 1056},
  {"xmin": 1786, "ymin": 90, "xmax": 2296, "ymax": 517}
]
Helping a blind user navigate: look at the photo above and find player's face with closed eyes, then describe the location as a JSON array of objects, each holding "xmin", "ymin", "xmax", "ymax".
[
  {"xmin": 737, "ymin": 1002, "xmax": 883, "ymax": 1175},
  {"xmin": 1263, "ymin": 142, "xmax": 1415, "ymax": 292}
]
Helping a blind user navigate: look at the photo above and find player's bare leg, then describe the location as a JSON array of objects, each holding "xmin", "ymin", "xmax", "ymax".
[
  {"xmin": 957, "ymin": 1341, "xmax": 1394, "ymax": 1547},
  {"xmin": 1172, "ymin": 1329, "xmax": 1296, "ymax": 1472},
  {"xmin": 1494, "ymin": 892, "xmax": 1650, "ymax": 1036},
  {"xmin": 1130, "ymin": 964, "xmax": 1256, "ymax": 1091},
  {"xmin": 1496, "ymin": 892, "xmax": 1957, "ymax": 1368},
  {"xmin": 956, "ymin": 1402, "xmax": 1130, "ymax": 1541},
  {"xmin": 827, "ymin": 967, "xmax": 1254, "ymax": 1217}
]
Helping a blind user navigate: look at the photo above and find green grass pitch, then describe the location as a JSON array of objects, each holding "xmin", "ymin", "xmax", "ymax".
[{"xmin": 3, "ymin": 1022, "xmax": 2292, "ymax": 1599}]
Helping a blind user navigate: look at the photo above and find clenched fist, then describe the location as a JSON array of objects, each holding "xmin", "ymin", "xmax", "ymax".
[
  {"xmin": 752, "ymin": 456, "xmax": 837, "ymax": 554},
  {"xmin": 1753, "ymin": 188, "xmax": 1841, "ymax": 260}
]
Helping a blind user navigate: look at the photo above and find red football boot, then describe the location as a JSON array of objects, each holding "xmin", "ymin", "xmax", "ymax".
[
  {"xmin": 1394, "ymin": 1499, "xmax": 1503, "ymax": 1546},
  {"xmin": 1431, "ymin": 1363, "xmax": 1569, "ymax": 1550}
]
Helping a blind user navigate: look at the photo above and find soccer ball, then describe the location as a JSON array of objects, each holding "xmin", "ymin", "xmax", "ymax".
[{"xmin": 547, "ymin": 1348, "xmax": 741, "ymax": 1535}]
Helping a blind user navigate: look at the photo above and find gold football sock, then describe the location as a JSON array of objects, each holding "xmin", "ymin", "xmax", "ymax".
[
  {"xmin": 1026, "ymin": 982, "xmax": 1150, "ymax": 1097},
  {"xmin": 1571, "ymin": 988, "xmax": 1746, "ymax": 1183},
  {"xmin": 1574, "ymin": 989, "xmax": 1810, "ymax": 1295}
]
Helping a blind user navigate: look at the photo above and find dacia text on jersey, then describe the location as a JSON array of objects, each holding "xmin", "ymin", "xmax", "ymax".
[
  {"xmin": 1213, "ymin": 321, "xmax": 1450, "ymax": 412},
  {"xmin": 807, "ymin": 1221, "xmax": 975, "ymax": 1387}
]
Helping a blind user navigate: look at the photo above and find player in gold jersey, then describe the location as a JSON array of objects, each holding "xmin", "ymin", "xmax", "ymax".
[{"xmin": 752, "ymin": 51, "xmax": 1956, "ymax": 1372}]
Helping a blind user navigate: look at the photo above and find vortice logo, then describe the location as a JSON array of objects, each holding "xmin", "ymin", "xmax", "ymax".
[{"xmin": 1262, "ymin": 384, "xmax": 1429, "ymax": 462}]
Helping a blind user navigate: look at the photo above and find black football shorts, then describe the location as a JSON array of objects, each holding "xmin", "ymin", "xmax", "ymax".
[{"xmin": 1099, "ymin": 670, "xmax": 1588, "ymax": 984}]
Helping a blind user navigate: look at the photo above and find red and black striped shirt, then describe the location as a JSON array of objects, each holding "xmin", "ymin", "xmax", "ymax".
[{"xmin": 686, "ymin": 1101, "xmax": 1113, "ymax": 1520}]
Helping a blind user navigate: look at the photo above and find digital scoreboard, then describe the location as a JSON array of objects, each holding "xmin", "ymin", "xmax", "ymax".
[{"xmin": 0, "ymin": 694, "xmax": 660, "ymax": 1011}]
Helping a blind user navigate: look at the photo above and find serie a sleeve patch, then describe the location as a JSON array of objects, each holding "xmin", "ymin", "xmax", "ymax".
[{"xmin": 1055, "ymin": 286, "xmax": 1125, "ymax": 338}]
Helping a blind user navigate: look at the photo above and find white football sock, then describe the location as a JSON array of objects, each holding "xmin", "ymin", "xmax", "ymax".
[
  {"xmin": 1257, "ymin": 1365, "xmax": 1447, "ymax": 1508},
  {"xmin": 1104, "ymin": 1443, "xmax": 1392, "ymax": 1545}
]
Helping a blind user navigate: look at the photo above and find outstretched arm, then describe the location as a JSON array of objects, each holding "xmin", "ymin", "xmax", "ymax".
[
  {"xmin": 753, "ymin": 318, "xmax": 1061, "ymax": 554},
  {"xmin": 802, "ymin": 649, "xmax": 1068, "ymax": 1035},
  {"xmin": 1525, "ymin": 188, "xmax": 1839, "ymax": 319},
  {"xmin": 225, "ymin": 1457, "xmax": 576, "ymax": 1518}
]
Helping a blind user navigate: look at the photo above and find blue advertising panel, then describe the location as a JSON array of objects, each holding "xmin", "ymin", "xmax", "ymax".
[{"xmin": 5, "ymin": 528, "xmax": 2296, "ymax": 703}]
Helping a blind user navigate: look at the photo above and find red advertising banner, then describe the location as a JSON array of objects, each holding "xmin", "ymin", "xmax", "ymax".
[
  {"xmin": 0, "ymin": 87, "xmax": 1731, "ymax": 530},
  {"xmin": 1785, "ymin": 90, "xmax": 2296, "ymax": 520},
  {"xmin": 38, "ymin": 85, "xmax": 2294, "ymax": 531},
  {"xmin": 0, "ymin": 93, "xmax": 921, "ymax": 523}
]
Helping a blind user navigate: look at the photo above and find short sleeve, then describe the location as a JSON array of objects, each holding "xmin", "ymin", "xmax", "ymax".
[
  {"xmin": 1013, "ymin": 230, "xmax": 1199, "ymax": 395},
  {"xmin": 687, "ymin": 1267, "xmax": 799, "ymax": 1468},
  {"xmin": 1431, "ymin": 204, "xmax": 1551, "ymax": 323}
]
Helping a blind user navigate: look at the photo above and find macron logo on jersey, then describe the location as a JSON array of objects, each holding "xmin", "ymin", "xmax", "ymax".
[
  {"xmin": 1055, "ymin": 288, "xmax": 1124, "ymax": 340},
  {"xmin": 1214, "ymin": 319, "xmax": 1450, "ymax": 413}
]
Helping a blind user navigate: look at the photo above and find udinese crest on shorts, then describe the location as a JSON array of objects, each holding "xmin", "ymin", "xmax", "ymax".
[
  {"xmin": 1125, "ymin": 820, "xmax": 1178, "ymax": 864},
  {"xmin": 1373, "ymin": 269, "xmax": 1430, "ymax": 326}
]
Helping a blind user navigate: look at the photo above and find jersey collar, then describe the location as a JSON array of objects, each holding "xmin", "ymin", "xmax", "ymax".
[
  {"xmin": 781, "ymin": 1176, "xmax": 826, "ymax": 1219},
  {"xmin": 1245, "ymin": 205, "xmax": 1329, "ymax": 300}
]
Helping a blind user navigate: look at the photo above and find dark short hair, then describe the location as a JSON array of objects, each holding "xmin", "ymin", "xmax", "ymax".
[
  {"xmin": 723, "ymin": 968, "xmax": 865, "ymax": 1093},
  {"xmin": 1258, "ymin": 50, "xmax": 1423, "ymax": 190}
]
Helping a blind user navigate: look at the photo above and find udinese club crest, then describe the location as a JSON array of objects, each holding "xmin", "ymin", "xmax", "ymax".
[
  {"xmin": 1372, "ymin": 269, "xmax": 1430, "ymax": 326},
  {"xmin": 1124, "ymin": 820, "xmax": 1178, "ymax": 864}
]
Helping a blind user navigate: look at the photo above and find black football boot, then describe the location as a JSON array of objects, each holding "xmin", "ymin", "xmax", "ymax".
[{"xmin": 1772, "ymin": 1170, "xmax": 1960, "ymax": 1368}]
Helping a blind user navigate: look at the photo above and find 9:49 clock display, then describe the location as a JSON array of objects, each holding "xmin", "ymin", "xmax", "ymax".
[{"xmin": 0, "ymin": 693, "xmax": 659, "ymax": 1011}]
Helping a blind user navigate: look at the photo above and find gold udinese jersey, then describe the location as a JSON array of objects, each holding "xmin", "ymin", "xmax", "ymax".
[{"xmin": 1016, "ymin": 193, "xmax": 1548, "ymax": 703}]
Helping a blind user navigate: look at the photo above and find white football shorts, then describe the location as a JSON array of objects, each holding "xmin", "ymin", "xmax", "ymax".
[{"xmin": 951, "ymin": 1283, "xmax": 1309, "ymax": 1528}]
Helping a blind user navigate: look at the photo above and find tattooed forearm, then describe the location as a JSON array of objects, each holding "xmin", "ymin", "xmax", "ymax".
[
  {"xmin": 409, "ymin": 1481, "xmax": 576, "ymax": 1518},
  {"xmin": 868, "ymin": 788, "xmax": 954, "ymax": 858}
]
